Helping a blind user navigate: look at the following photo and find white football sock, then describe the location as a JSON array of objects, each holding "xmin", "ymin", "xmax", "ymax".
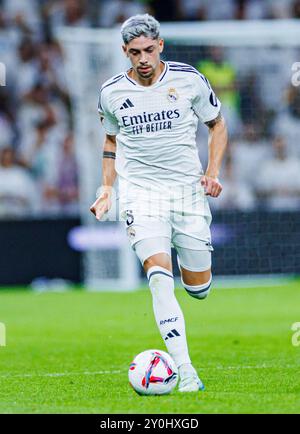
[
  {"xmin": 179, "ymin": 363, "xmax": 197, "ymax": 377},
  {"xmin": 147, "ymin": 266, "xmax": 191, "ymax": 367}
]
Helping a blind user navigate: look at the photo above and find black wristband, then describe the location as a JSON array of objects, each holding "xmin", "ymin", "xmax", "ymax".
[{"xmin": 103, "ymin": 151, "xmax": 116, "ymax": 159}]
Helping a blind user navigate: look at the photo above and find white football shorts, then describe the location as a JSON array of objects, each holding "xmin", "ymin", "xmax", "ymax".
[{"xmin": 118, "ymin": 178, "xmax": 213, "ymax": 270}]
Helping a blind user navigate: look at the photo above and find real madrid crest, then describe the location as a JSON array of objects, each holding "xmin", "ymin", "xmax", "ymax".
[{"xmin": 167, "ymin": 88, "xmax": 179, "ymax": 103}]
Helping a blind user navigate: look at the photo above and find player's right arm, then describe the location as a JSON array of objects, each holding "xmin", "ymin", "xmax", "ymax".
[
  {"xmin": 90, "ymin": 134, "xmax": 117, "ymax": 220},
  {"xmin": 90, "ymin": 82, "xmax": 120, "ymax": 220}
]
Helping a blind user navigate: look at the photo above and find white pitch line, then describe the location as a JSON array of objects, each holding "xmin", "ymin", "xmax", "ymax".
[
  {"xmin": 0, "ymin": 370, "xmax": 121, "ymax": 379},
  {"xmin": 0, "ymin": 365, "xmax": 295, "ymax": 380},
  {"xmin": 204, "ymin": 364, "xmax": 297, "ymax": 370}
]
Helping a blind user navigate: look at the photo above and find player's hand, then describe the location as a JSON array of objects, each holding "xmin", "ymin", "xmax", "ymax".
[
  {"xmin": 90, "ymin": 190, "xmax": 112, "ymax": 221},
  {"xmin": 201, "ymin": 175, "xmax": 222, "ymax": 198}
]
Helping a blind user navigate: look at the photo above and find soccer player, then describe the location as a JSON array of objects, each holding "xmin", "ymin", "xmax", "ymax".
[{"xmin": 90, "ymin": 14, "xmax": 228, "ymax": 392}]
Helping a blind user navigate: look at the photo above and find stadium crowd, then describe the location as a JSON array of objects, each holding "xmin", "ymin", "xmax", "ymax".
[{"xmin": 0, "ymin": 0, "xmax": 300, "ymax": 218}]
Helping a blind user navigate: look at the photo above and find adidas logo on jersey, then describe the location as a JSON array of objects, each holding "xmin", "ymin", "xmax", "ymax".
[{"xmin": 120, "ymin": 99, "xmax": 134, "ymax": 110}]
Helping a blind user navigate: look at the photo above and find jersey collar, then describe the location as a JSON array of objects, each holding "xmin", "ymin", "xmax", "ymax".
[{"xmin": 125, "ymin": 61, "xmax": 169, "ymax": 88}]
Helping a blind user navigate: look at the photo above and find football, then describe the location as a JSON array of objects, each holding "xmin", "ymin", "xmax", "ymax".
[{"xmin": 128, "ymin": 349, "xmax": 178, "ymax": 395}]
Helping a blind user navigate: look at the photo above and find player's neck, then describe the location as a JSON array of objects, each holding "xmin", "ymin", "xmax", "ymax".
[{"xmin": 129, "ymin": 61, "xmax": 165, "ymax": 87}]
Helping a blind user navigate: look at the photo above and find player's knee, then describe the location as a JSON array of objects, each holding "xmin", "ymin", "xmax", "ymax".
[
  {"xmin": 144, "ymin": 254, "xmax": 171, "ymax": 273},
  {"xmin": 182, "ymin": 275, "xmax": 212, "ymax": 300},
  {"xmin": 147, "ymin": 266, "xmax": 175, "ymax": 301}
]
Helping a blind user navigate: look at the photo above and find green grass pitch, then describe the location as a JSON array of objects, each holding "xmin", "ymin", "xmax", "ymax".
[{"xmin": 0, "ymin": 281, "xmax": 299, "ymax": 414}]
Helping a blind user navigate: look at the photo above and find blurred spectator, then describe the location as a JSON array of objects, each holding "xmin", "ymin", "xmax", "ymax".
[
  {"xmin": 15, "ymin": 37, "xmax": 38, "ymax": 97},
  {"xmin": 232, "ymin": 125, "xmax": 271, "ymax": 186},
  {"xmin": 35, "ymin": 42, "xmax": 70, "ymax": 107},
  {"xmin": 47, "ymin": 0, "xmax": 90, "ymax": 32},
  {"xmin": 0, "ymin": 88, "xmax": 15, "ymax": 149},
  {"xmin": 3, "ymin": 0, "xmax": 42, "ymax": 37},
  {"xmin": 197, "ymin": 47, "xmax": 239, "ymax": 111},
  {"xmin": 254, "ymin": 136, "xmax": 300, "ymax": 210},
  {"xmin": 197, "ymin": 46, "xmax": 241, "ymax": 136},
  {"xmin": 266, "ymin": 0, "xmax": 294, "ymax": 19},
  {"xmin": 99, "ymin": 0, "xmax": 148, "ymax": 28},
  {"xmin": 205, "ymin": 0, "xmax": 236, "ymax": 20},
  {"xmin": 292, "ymin": 0, "xmax": 300, "ymax": 18},
  {"xmin": 0, "ymin": 115, "xmax": 14, "ymax": 150},
  {"xmin": 55, "ymin": 133, "xmax": 79, "ymax": 215},
  {"xmin": 0, "ymin": 147, "xmax": 39, "ymax": 217},
  {"xmin": 272, "ymin": 85, "xmax": 300, "ymax": 157},
  {"xmin": 19, "ymin": 117, "xmax": 58, "ymax": 174},
  {"xmin": 210, "ymin": 152, "xmax": 255, "ymax": 211},
  {"xmin": 235, "ymin": 0, "xmax": 268, "ymax": 20},
  {"xmin": 239, "ymin": 72, "xmax": 271, "ymax": 136},
  {"xmin": 17, "ymin": 109, "xmax": 69, "ymax": 217},
  {"xmin": 18, "ymin": 81, "xmax": 69, "ymax": 151},
  {"xmin": 175, "ymin": 0, "xmax": 207, "ymax": 21},
  {"xmin": 0, "ymin": 10, "xmax": 8, "ymax": 29}
]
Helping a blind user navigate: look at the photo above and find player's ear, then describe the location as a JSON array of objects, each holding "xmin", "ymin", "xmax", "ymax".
[
  {"xmin": 122, "ymin": 45, "xmax": 128, "ymax": 56},
  {"xmin": 158, "ymin": 38, "xmax": 164, "ymax": 54}
]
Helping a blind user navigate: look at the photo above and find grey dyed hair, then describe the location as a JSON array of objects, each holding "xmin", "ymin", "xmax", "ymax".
[{"xmin": 121, "ymin": 14, "xmax": 160, "ymax": 45}]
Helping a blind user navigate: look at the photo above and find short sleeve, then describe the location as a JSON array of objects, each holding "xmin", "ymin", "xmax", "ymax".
[
  {"xmin": 98, "ymin": 89, "xmax": 120, "ymax": 135},
  {"xmin": 192, "ymin": 73, "xmax": 221, "ymax": 123}
]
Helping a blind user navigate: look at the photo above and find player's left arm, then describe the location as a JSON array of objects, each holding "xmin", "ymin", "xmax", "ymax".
[{"xmin": 201, "ymin": 112, "xmax": 228, "ymax": 197}]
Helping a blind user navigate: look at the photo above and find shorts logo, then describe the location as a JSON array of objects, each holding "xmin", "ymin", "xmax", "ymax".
[
  {"xmin": 127, "ymin": 227, "xmax": 136, "ymax": 239},
  {"xmin": 167, "ymin": 88, "xmax": 179, "ymax": 102},
  {"xmin": 124, "ymin": 210, "xmax": 134, "ymax": 226}
]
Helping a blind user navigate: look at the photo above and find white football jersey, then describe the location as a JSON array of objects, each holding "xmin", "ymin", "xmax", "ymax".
[{"xmin": 98, "ymin": 61, "xmax": 221, "ymax": 191}]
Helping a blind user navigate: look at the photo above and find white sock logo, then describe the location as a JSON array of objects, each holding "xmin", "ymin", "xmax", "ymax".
[
  {"xmin": 164, "ymin": 329, "xmax": 180, "ymax": 340},
  {"xmin": 160, "ymin": 317, "xmax": 178, "ymax": 325}
]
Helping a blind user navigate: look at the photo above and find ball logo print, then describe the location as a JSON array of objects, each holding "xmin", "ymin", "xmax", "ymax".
[
  {"xmin": 291, "ymin": 322, "xmax": 300, "ymax": 347},
  {"xmin": 128, "ymin": 349, "xmax": 178, "ymax": 395},
  {"xmin": 141, "ymin": 353, "xmax": 177, "ymax": 388}
]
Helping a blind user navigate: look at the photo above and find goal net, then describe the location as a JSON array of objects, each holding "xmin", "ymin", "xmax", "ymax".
[{"xmin": 57, "ymin": 20, "xmax": 300, "ymax": 289}]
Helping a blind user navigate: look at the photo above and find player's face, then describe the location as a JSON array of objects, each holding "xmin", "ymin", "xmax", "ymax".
[{"xmin": 123, "ymin": 36, "xmax": 164, "ymax": 80}]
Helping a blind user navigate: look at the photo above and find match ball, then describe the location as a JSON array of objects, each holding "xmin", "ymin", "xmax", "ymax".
[{"xmin": 128, "ymin": 349, "xmax": 178, "ymax": 395}]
